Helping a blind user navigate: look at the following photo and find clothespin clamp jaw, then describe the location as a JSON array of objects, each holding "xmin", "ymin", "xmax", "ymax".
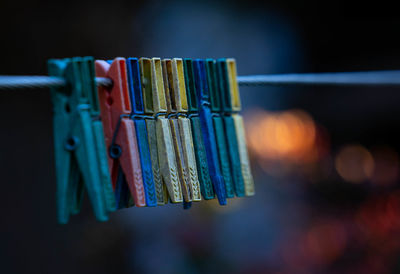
[
  {"xmin": 140, "ymin": 57, "xmax": 183, "ymax": 203},
  {"xmin": 48, "ymin": 57, "xmax": 115, "ymax": 224},
  {"xmin": 126, "ymin": 58, "xmax": 157, "ymax": 207},
  {"xmin": 218, "ymin": 58, "xmax": 255, "ymax": 196},
  {"xmin": 205, "ymin": 59, "xmax": 235, "ymax": 198},
  {"xmin": 95, "ymin": 58, "xmax": 147, "ymax": 207},
  {"xmin": 193, "ymin": 59, "xmax": 227, "ymax": 205},
  {"xmin": 163, "ymin": 58, "xmax": 202, "ymax": 203}
]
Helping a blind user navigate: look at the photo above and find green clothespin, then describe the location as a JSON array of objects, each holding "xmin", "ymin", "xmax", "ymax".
[
  {"xmin": 216, "ymin": 58, "xmax": 246, "ymax": 197},
  {"xmin": 48, "ymin": 57, "xmax": 115, "ymax": 224},
  {"xmin": 183, "ymin": 59, "xmax": 215, "ymax": 200},
  {"xmin": 218, "ymin": 58, "xmax": 255, "ymax": 196},
  {"xmin": 81, "ymin": 57, "xmax": 116, "ymax": 211},
  {"xmin": 206, "ymin": 59, "xmax": 235, "ymax": 198}
]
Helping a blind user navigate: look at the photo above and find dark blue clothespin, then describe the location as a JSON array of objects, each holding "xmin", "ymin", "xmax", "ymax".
[
  {"xmin": 193, "ymin": 59, "xmax": 227, "ymax": 205},
  {"xmin": 126, "ymin": 58, "xmax": 157, "ymax": 207}
]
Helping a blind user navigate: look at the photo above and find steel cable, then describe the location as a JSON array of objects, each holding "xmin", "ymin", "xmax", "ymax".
[{"xmin": 1, "ymin": 70, "xmax": 400, "ymax": 90}]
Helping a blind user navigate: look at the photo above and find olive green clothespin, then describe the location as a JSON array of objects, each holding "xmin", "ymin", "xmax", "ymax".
[
  {"xmin": 140, "ymin": 57, "xmax": 183, "ymax": 203},
  {"xmin": 163, "ymin": 58, "xmax": 202, "ymax": 202}
]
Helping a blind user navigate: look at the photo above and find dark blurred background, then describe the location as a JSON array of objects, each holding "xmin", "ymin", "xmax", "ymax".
[{"xmin": 2, "ymin": 0, "xmax": 400, "ymax": 273}]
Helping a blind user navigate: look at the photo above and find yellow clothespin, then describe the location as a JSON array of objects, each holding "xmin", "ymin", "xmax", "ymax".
[
  {"xmin": 140, "ymin": 57, "xmax": 183, "ymax": 203},
  {"xmin": 163, "ymin": 58, "xmax": 202, "ymax": 202},
  {"xmin": 226, "ymin": 58, "xmax": 255, "ymax": 196}
]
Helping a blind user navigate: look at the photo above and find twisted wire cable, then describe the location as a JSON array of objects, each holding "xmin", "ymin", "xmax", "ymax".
[
  {"xmin": 0, "ymin": 76, "xmax": 112, "ymax": 90},
  {"xmin": 1, "ymin": 70, "xmax": 400, "ymax": 90},
  {"xmin": 237, "ymin": 71, "xmax": 400, "ymax": 87}
]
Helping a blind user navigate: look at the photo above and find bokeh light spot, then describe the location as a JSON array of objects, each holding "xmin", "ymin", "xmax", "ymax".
[
  {"xmin": 335, "ymin": 145, "xmax": 374, "ymax": 183},
  {"xmin": 371, "ymin": 146, "xmax": 399, "ymax": 186}
]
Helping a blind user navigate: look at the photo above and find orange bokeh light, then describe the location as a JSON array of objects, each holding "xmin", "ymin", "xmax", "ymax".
[
  {"xmin": 246, "ymin": 109, "xmax": 318, "ymax": 163},
  {"xmin": 335, "ymin": 145, "xmax": 374, "ymax": 183}
]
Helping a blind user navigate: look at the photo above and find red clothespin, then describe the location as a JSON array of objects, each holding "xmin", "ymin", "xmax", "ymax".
[{"xmin": 95, "ymin": 58, "xmax": 146, "ymax": 207}]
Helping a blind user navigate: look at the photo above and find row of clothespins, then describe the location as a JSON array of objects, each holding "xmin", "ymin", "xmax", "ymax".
[{"xmin": 48, "ymin": 57, "xmax": 254, "ymax": 224}]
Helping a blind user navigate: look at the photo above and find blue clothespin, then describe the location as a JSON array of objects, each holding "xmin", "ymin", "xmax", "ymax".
[
  {"xmin": 193, "ymin": 59, "xmax": 227, "ymax": 205},
  {"xmin": 126, "ymin": 58, "xmax": 157, "ymax": 207}
]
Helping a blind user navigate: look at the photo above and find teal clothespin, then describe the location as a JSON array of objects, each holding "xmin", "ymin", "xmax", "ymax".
[
  {"xmin": 48, "ymin": 57, "xmax": 115, "ymax": 224},
  {"xmin": 183, "ymin": 58, "xmax": 215, "ymax": 200},
  {"xmin": 193, "ymin": 59, "xmax": 227, "ymax": 205},
  {"xmin": 206, "ymin": 59, "xmax": 235, "ymax": 198},
  {"xmin": 216, "ymin": 59, "xmax": 245, "ymax": 197}
]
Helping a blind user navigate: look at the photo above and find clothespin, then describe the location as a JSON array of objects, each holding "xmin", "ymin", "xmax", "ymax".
[
  {"xmin": 95, "ymin": 58, "xmax": 147, "ymax": 207},
  {"xmin": 215, "ymin": 59, "xmax": 245, "ymax": 197},
  {"xmin": 193, "ymin": 59, "xmax": 227, "ymax": 205},
  {"xmin": 104, "ymin": 59, "xmax": 133, "ymax": 208},
  {"xmin": 205, "ymin": 59, "xmax": 235, "ymax": 198},
  {"xmin": 126, "ymin": 58, "xmax": 157, "ymax": 207},
  {"xmin": 48, "ymin": 56, "xmax": 116, "ymax": 224},
  {"xmin": 139, "ymin": 57, "xmax": 183, "ymax": 203},
  {"xmin": 217, "ymin": 58, "xmax": 255, "ymax": 196},
  {"xmin": 163, "ymin": 58, "xmax": 202, "ymax": 203},
  {"xmin": 183, "ymin": 59, "xmax": 215, "ymax": 200},
  {"xmin": 103, "ymin": 60, "xmax": 133, "ymax": 209}
]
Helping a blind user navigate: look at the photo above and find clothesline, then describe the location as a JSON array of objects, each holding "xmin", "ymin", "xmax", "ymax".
[{"xmin": 1, "ymin": 70, "xmax": 400, "ymax": 90}]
